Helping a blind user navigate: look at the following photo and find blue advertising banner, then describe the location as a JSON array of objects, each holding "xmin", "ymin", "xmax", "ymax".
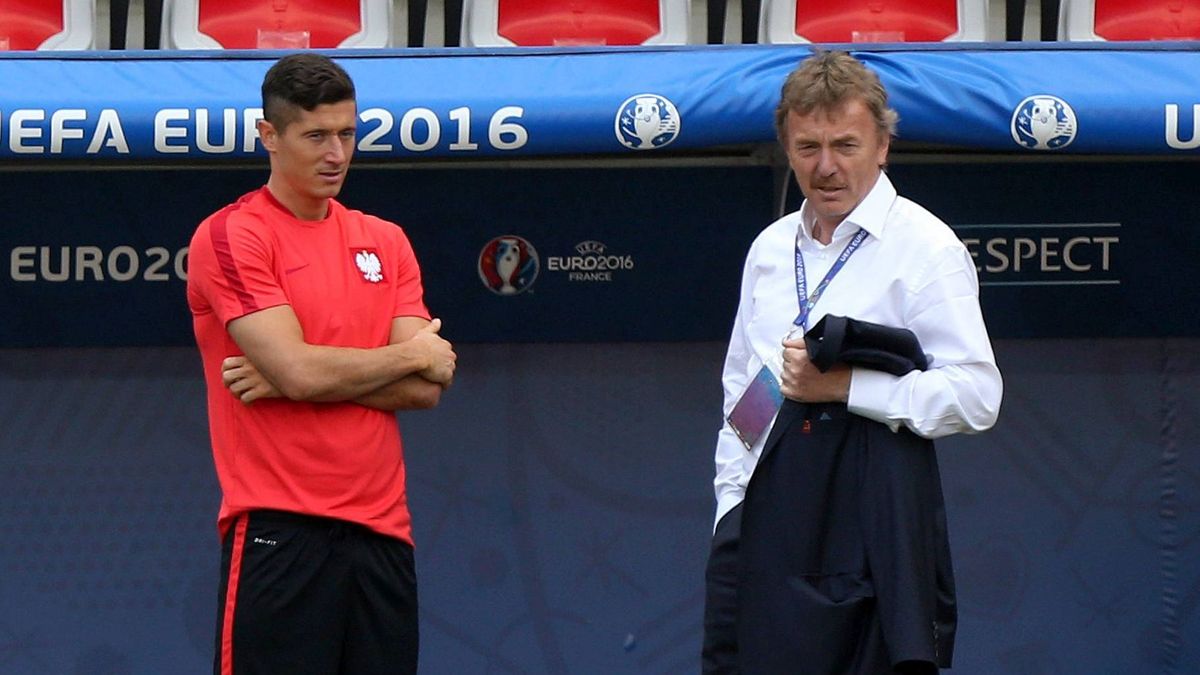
[
  {"xmin": 2, "ymin": 159, "xmax": 1198, "ymax": 346},
  {"xmin": 0, "ymin": 165, "xmax": 773, "ymax": 346},
  {"xmin": 1, "ymin": 44, "xmax": 1198, "ymax": 160}
]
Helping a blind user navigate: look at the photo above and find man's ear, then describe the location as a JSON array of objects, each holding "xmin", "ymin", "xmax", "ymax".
[{"xmin": 257, "ymin": 119, "xmax": 278, "ymax": 152}]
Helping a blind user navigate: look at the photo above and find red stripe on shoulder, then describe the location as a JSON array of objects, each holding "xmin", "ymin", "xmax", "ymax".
[{"xmin": 209, "ymin": 200, "xmax": 260, "ymax": 316}]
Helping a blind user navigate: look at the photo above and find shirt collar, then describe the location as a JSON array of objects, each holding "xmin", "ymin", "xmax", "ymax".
[
  {"xmin": 261, "ymin": 185, "xmax": 338, "ymax": 225},
  {"xmin": 799, "ymin": 171, "xmax": 896, "ymax": 244}
]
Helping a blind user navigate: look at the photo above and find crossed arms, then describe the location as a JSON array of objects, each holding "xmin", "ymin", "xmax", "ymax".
[{"xmin": 220, "ymin": 305, "xmax": 457, "ymax": 412}]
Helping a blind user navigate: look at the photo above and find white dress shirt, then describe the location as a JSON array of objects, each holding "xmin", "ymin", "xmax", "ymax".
[{"xmin": 713, "ymin": 172, "xmax": 1003, "ymax": 526}]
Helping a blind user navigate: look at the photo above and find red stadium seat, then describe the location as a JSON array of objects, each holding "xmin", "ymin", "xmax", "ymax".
[
  {"xmin": 1060, "ymin": 0, "xmax": 1200, "ymax": 40},
  {"xmin": 0, "ymin": 0, "xmax": 94, "ymax": 50},
  {"xmin": 759, "ymin": 0, "xmax": 987, "ymax": 43},
  {"xmin": 162, "ymin": 0, "xmax": 392, "ymax": 49},
  {"xmin": 462, "ymin": 0, "xmax": 690, "ymax": 46}
]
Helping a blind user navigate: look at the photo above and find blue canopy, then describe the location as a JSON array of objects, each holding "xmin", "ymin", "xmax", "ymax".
[{"xmin": 1, "ymin": 43, "xmax": 1198, "ymax": 160}]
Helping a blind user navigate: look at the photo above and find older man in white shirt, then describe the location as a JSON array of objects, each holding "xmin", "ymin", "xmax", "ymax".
[{"xmin": 702, "ymin": 51, "xmax": 1002, "ymax": 675}]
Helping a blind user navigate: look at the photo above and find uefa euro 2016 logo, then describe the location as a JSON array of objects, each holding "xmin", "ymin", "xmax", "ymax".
[
  {"xmin": 478, "ymin": 235, "xmax": 540, "ymax": 295},
  {"xmin": 615, "ymin": 94, "xmax": 681, "ymax": 150},
  {"xmin": 1011, "ymin": 95, "xmax": 1078, "ymax": 150}
]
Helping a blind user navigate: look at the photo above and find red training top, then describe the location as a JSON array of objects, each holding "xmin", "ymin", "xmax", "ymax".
[{"xmin": 186, "ymin": 187, "xmax": 430, "ymax": 543}]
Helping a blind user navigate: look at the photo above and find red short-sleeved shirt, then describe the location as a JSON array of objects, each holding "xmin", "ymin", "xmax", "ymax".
[{"xmin": 186, "ymin": 187, "xmax": 430, "ymax": 543}]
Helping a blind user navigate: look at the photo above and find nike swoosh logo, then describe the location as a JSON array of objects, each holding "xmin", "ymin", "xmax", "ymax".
[{"xmin": 285, "ymin": 263, "xmax": 310, "ymax": 274}]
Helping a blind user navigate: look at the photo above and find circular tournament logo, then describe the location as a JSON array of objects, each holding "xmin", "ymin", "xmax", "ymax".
[
  {"xmin": 478, "ymin": 235, "xmax": 540, "ymax": 295},
  {"xmin": 615, "ymin": 93, "xmax": 681, "ymax": 150},
  {"xmin": 1011, "ymin": 95, "xmax": 1078, "ymax": 150}
]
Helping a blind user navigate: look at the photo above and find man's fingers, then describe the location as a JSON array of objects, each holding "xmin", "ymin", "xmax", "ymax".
[
  {"xmin": 238, "ymin": 382, "xmax": 268, "ymax": 404},
  {"xmin": 228, "ymin": 376, "xmax": 250, "ymax": 395},
  {"xmin": 420, "ymin": 318, "xmax": 443, "ymax": 334},
  {"xmin": 781, "ymin": 345, "xmax": 806, "ymax": 365},
  {"xmin": 223, "ymin": 365, "xmax": 252, "ymax": 387},
  {"xmin": 433, "ymin": 365, "xmax": 454, "ymax": 385}
]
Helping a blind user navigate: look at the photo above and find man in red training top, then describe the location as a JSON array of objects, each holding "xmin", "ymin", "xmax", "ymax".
[{"xmin": 187, "ymin": 53, "xmax": 456, "ymax": 675}]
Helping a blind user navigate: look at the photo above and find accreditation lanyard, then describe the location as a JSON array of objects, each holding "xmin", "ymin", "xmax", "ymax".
[{"xmin": 793, "ymin": 226, "xmax": 869, "ymax": 333}]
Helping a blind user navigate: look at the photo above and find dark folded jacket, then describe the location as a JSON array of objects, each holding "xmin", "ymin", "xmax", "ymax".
[
  {"xmin": 804, "ymin": 314, "xmax": 929, "ymax": 376},
  {"xmin": 737, "ymin": 317, "xmax": 955, "ymax": 674}
]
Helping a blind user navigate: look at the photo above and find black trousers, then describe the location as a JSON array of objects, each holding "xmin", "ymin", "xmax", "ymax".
[
  {"xmin": 702, "ymin": 503, "xmax": 743, "ymax": 674},
  {"xmin": 215, "ymin": 510, "xmax": 418, "ymax": 675}
]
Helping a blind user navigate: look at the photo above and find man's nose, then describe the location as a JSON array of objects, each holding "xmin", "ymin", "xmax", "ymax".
[
  {"xmin": 815, "ymin": 147, "xmax": 838, "ymax": 176},
  {"xmin": 325, "ymin": 137, "xmax": 347, "ymax": 163}
]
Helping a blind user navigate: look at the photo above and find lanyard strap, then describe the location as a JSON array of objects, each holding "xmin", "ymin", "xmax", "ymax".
[{"xmin": 793, "ymin": 227, "xmax": 869, "ymax": 331}]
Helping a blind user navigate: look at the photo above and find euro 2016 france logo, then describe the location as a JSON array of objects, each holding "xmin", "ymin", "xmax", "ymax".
[
  {"xmin": 1011, "ymin": 95, "xmax": 1078, "ymax": 150},
  {"xmin": 615, "ymin": 94, "xmax": 681, "ymax": 150},
  {"xmin": 478, "ymin": 235, "xmax": 540, "ymax": 295}
]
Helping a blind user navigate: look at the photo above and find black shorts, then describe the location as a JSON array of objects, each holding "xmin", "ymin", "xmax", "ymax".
[{"xmin": 214, "ymin": 510, "xmax": 418, "ymax": 675}]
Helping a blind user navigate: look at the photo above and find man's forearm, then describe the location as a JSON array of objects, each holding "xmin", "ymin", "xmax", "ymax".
[
  {"xmin": 353, "ymin": 373, "xmax": 445, "ymax": 411},
  {"xmin": 847, "ymin": 361, "xmax": 1002, "ymax": 439},
  {"xmin": 279, "ymin": 340, "xmax": 436, "ymax": 403},
  {"xmin": 227, "ymin": 306, "xmax": 443, "ymax": 403}
]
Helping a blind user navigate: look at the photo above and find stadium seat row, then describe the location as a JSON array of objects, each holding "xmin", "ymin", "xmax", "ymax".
[{"xmin": 2, "ymin": 0, "xmax": 1197, "ymax": 51}]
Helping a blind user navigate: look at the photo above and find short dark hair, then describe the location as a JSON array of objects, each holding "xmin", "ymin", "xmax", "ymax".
[
  {"xmin": 261, "ymin": 53, "xmax": 356, "ymax": 130},
  {"xmin": 774, "ymin": 50, "xmax": 898, "ymax": 144}
]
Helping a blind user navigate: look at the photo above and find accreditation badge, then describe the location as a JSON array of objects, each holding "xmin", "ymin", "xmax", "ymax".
[{"xmin": 726, "ymin": 354, "xmax": 784, "ymax": 451}]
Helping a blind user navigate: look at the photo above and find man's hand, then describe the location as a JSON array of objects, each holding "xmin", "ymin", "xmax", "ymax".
[
  {"xmin": 222, "ymin": 355, "xmax": 282, "ymax": 405},
  {"xmin": 411, "ymin": 318, "xmax": 457, "ymax": 387},
  {"xmin": 779, "ymin": 337, "xmax": 851, "ymax": 403}
]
